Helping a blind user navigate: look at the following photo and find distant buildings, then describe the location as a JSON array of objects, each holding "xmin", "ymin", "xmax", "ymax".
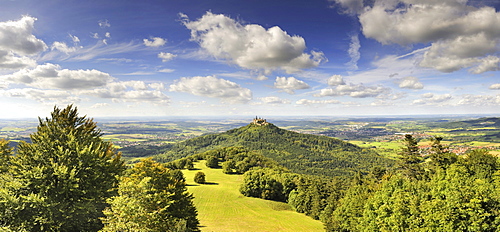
[{"xmin": 252, "ymin": 117, "xmax": 269, "ymax": 126}]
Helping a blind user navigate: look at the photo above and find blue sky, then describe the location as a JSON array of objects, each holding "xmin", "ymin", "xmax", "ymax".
[{"xmin": 0, "ymin": 0, "xmax": 500, "ymax": 118}]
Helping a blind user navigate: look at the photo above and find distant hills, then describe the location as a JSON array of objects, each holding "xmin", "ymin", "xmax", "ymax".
[
  {"xmin": 154, "ymin": 121, "xmax": 393, "ymax": 177},
  {"xmin": 441, "ymin": 117, "xmax": 500, "ymax": 129}
]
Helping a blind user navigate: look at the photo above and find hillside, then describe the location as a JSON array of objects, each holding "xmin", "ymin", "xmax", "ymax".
[
  {"xmin": 182, "ymin": 161, "xmax": 324, "ymax": 232},
  {"xmin": 154, "ymin": 120, "xmax": 393, "ymax": 177}
]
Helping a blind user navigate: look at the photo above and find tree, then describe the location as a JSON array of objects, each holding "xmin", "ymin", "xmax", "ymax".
[
  {"xmin": 0, "ymin": 105, "xmax": 125, "ymax": 231},
  {"xmin": 0, "ymin": 139, "xmax": 12, "ymax": 173},
  {"xmin": 397, "ymin": 134, "xmax": 424, "ymax": 180},
  {"xmin": 206, "ymin": 156, "xmax": 219, "ymax": 168},
  {"xmin": 194, "ymin": 172, "xmax": 206, "ymax": 184},
  {"xmin": 428, "ymin": 136, "xmax": 457, "ymax": 171},
  {"xmin": 101, "ymin": 158, "xmax": 199, "ymax": 232}
]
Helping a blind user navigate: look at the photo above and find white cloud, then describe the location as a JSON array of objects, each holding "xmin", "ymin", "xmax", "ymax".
[
  {"xmin": 296, "ymin": 99, "xmax": 341, "ymax": 105},
  {"xmin": 274, "ymin": 76, "xmax": 310, "ymax": 94},
  {"xmin": 69, "ymin": 34, "xmax": 80, "ymax": 43},
  {"xmin": 457, "ymin": 94, "xmax": 500, "ymax": 106},
  {"xmin": 98, "ymin": 19, "xmax": 110, "ymax": 28},
  {"xmin": 0, "ymin": 88, "xmax": 76, "ymax": 103},
  {"xmin": 4, "ymin": 63, "xmax": 113, "ymax": 90},
  {"xmin": 183, "ymin": 12, "xmax": 326, "ymax": 74},
  {"xmin": 41, "ymin": 41, "xmax": 143, "ymax": 61},
  {"xmin": 346, "ymin": 34, "xmax": 360, "ymax": 70},
  {"xmin": 51, "ymin": 42, "xmax": 79, "ymax": 54},
  {"xmin": 398, "ymin": 76, "xmax": 424, "ymax": 89},
  {"xmin": 81, "ymin": 81, "xmax": 170, "ymax": 104},
  {"xmin": 143, "ymin": 37, "xmax": 167, "ymax": 47},
  {"xmin": 327, "ymin": 74, "xmax": 345, "ymax": 86},
  {"xmin": 490, "ymin": 84, "xmax": 500, "ymax": 90},
  {"xmin": 0, "ymin": 50, "xmax": 37, "ymax": 69},
  {"xmin": 315, "ymin": 83, "xmax": 390, "ymax": 98},
  {"xmin": 336, "ymin": 1, "xmax": 500, "ymax": 74},
  {"xmin": 158, "ymin": 68, "xmax": 175, "ymax": 73},
  {"xmin": 169, "ymin": 75, "xmax": 252, "ymax": 103},
  {"xmin": 158, "ymin": 52, "xmax": 177, "ymax": 62},
  {"xmin": 259, "ymin": 96, "xmax": 291, "ymax": 104},
  {"xmin": 0, "ymin": 16, "xmax": 47, "ymax": 55},
  {"xmin": 91, "ymin": 103, "xmax": 109, "ymax": 108},
  {"xmin": 412, "ymin": 93, "xmax": 452, "ymax": 105}
]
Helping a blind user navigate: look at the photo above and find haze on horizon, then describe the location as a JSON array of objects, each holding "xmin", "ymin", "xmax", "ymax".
[{"xmin": 0, "ymin": 0, "xmax": 500, "ymax": 118}]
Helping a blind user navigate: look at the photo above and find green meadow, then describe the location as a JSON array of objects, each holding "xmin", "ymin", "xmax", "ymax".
[{"xmin": 182, "ymin": 161, "xmax": 324, "ymax": 232}]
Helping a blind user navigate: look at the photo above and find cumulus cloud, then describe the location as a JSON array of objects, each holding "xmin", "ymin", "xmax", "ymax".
[
  {"xmin": 0, "ymin": 16, "xmax": 47, "ymax": 55},
  {"xmin": 51, "ymin": 42, "xmax": 80, "ymax": 54},
  {"xmin": 0, "ymin": 16, "xmax": 47, "ymax": 69},
  {"xmin": 412, "ymin": 93, "xmax": 452, "ymax": 105},
  {"xmin": 0, "ymin": 50, "xmax": 37, "ymax": 69},
  {"xmin": 398, "ymin": 76, "xmax": 424, "ymax": 89},
  {"xmin": 315, "ymin": 83, "xmax": 390, "ymax": 98},
  {"xmin": 80, "ymin": 80, "xmax": 170, "ymax": 104},
  {"xmin": 169, "ymin": 75, "xmax": 252, "ymax": 103},
  {"xmin": 457, "ymin": 94, "xmax": 500, "ymax": 106},
  {"xmin": 327, "ymin": 74, "xmax": 345, "ymax": 86},
  {"xmin": 490, "ymin": 83, "xmax": 500, "ymax": 90},
  {"xmin": 143, "ymin": 37, "xmax": 167, "ymax": 47},
  {"xmin": 259, "ymin": 96, "xmax": 291, "ymax": 104},
  {"xmin": 158, "ymin": 52, "xmax": 177, "ymax": 62},
  {"xmin": 182, "ymin": 12, "xmax": 326, "ymax": 73},
  {"xmin": 296, "ymin": 99, "xmax": 341, "ymax": 105},
  {"xmin": 334, "ymin": 1, "xmax": 500, "ymax": 74},
  {"xmin": 4, "ymin": 63, "xmax": 113, "ymax": 90},
  {"xmin": 274, "ymin": 76, "xmax": 310, "ymax": 94}
]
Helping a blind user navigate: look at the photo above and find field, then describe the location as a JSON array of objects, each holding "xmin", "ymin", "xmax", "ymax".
[{"xmin": 182, "ymin": 161, "xmax": 324, "ymax": 232}]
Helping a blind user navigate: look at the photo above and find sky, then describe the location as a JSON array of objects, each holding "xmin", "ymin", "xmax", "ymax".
[{"xmin": 1, "ymin": 0, "xmax": 500, "ymax": 118}]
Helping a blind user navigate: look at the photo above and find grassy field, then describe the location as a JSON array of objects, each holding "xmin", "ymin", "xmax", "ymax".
[{"xmin": 182, "ymin": 161, "xmax": 325, "ymax": 232}]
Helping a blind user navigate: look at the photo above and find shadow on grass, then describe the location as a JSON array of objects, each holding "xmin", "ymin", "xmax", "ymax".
[
  {"xmin": 186, "ymin": 182, "xmax": 218, "ymax": 186},
  {"xmin": 203, "ymin": 182, "xmax": 219, "ymax": 185}
]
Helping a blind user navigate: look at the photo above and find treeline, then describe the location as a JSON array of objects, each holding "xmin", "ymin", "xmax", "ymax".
[
  {"xmin": 0, "ymin": 106, "xmax": 199, "ymax": 232},
  {"xmin": 154, "ymin": 123, "xmax": 393, "ymax": 178},
  {"xmin": 238, "ymin": 135, "xmax": 500, "ymax": 231}
]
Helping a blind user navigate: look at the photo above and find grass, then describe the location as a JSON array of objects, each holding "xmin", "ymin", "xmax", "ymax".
[{"xmin": 182, "ymin": 161, "xmax": 325, "ymax": 232}]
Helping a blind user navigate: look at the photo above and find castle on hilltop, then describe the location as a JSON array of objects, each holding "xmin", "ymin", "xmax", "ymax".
[{"xmin": 252, "ymin": 116, "xmax": 269, "ymax": 126}]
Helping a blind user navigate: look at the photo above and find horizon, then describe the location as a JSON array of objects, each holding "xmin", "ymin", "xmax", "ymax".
[{"xmin": 1, "ymin": 0, "xmax": 500, "ymax": 118}]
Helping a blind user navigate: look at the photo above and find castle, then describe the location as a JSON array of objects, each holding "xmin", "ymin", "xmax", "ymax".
[{"xmin": 252, "ymin": 116, "xmax": 269, "ymax": 126}]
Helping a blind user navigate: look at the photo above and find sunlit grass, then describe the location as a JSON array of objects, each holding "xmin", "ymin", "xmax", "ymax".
[{"xmin": 182, "ymin": 161, "xmax": 324, "ymax": 232}]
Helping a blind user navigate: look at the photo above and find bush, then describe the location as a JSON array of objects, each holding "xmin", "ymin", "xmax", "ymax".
[{"xmin": 194, "ymin": 172, "xmax": 206, "ymax": 184}]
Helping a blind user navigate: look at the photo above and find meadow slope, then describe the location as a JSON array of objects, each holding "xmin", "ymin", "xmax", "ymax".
[{"xmin": 182, "ymin": 161, "xmax": 324, "ymax": 232}]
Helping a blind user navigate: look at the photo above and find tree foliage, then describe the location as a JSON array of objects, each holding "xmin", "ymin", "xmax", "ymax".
[
  {"xmin": 0, "ymin": 105, "xmax": 125, "ymax": 231},
  {"xmin": 194, "ymin": 172, "xmax": 206, "ymax": 184},
  {"xmin": 101, "ymin": 158, "xmax": 199, "ymax": 232}
]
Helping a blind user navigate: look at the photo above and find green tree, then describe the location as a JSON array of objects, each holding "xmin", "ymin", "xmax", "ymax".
[
  {"xmin": 222, "ymin": 160, "xmax": 236, "ymax": 174},
  {"xmin": 0, "ymin": 105, "xmax": 125, "ymax": 231},
  {"xmin": 0, "ymin": 139, "xmax": 12, "ymax": 173},
  {"xmin": 397, "ymin": 134, "xmax": 424, "ymax": 180},
  {"xmin": 101, "ymin": 158, "xmax": 199, "ymax": 232},
  {"xmin": 194, "ymin": 172, "xmax": 206, "ymax": 184},
  {"xmin": 206, "ymin": 156, "xmax": 219, "ymax": 168},
  {"xmin": 428, "ymin": 136, "xmax": 457, "ymax": 171}
]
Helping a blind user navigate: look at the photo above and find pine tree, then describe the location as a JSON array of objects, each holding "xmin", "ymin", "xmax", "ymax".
[{"xmin": 0, "ymin": 105, "xmax": 125, "ymax": 231}]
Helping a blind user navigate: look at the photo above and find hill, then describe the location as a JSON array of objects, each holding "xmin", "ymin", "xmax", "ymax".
[
  {"xmin": 154, "ymin": 120, "xmax": 393, "ymax": 177},
  {"xmin": 441, "ymin": 117, "xmax": 500, "ymax": 129}
]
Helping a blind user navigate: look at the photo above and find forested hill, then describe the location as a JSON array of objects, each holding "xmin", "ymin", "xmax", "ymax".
[
  {"xmin": 153, "ymin": 122, "xmax": 393, "ymax": 177},
  {"xmin": 441, "ymin": 117, "xmax": 500, "ymax": 129}
]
